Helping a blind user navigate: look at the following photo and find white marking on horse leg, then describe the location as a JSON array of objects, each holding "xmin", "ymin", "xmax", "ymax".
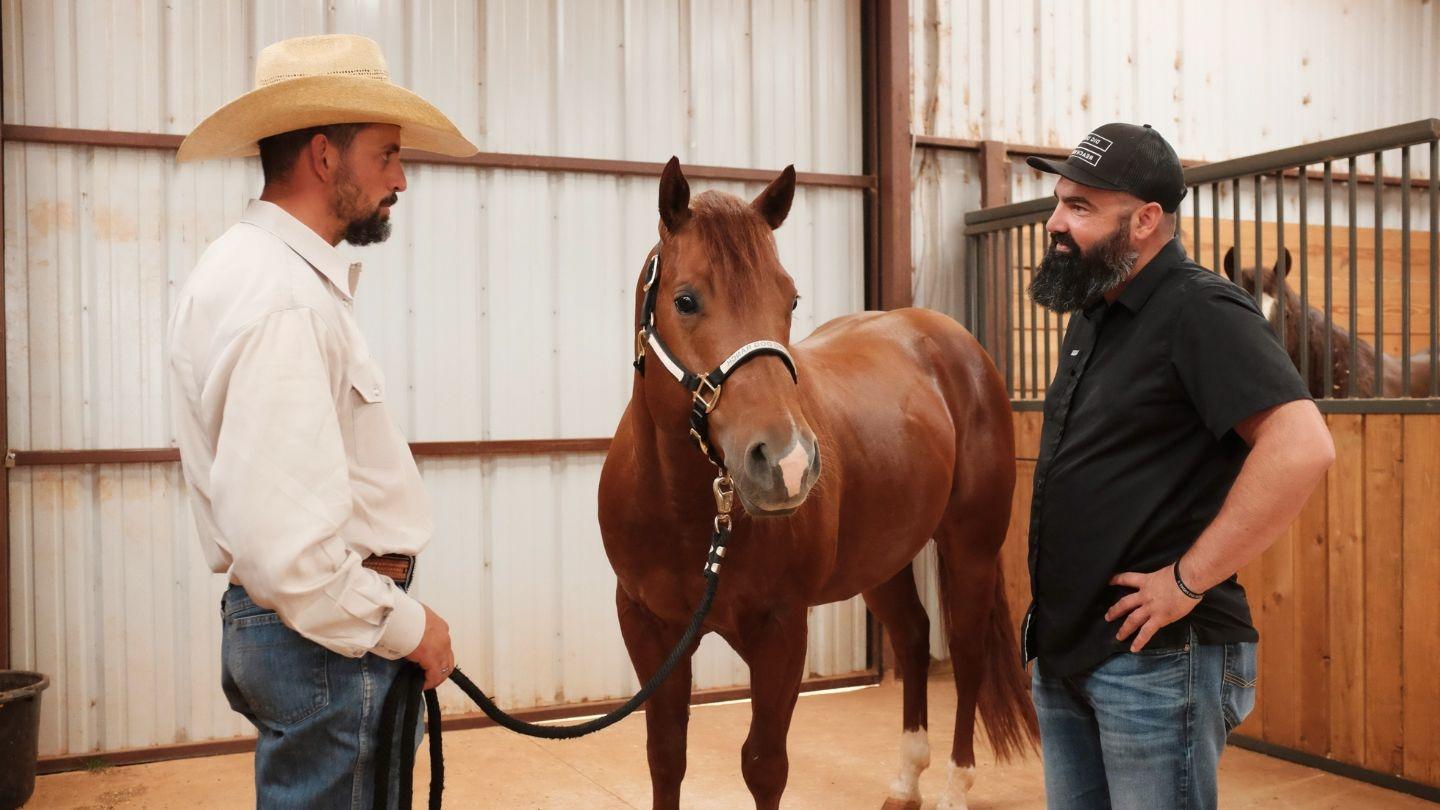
[
  {"xmin": 1260, "ymin": 292, "xmax": 1278, "ymax": 321},
  {"xmin": 776, "ymin": 440, "xmax": 809, "ymax": 498},
  {"xmin": 936, "ymin": 761, "xmax": 977, "ymax": 810},
  {"xmin": 886, "ymin": 729, "xmax": 930, "ymax": 803}
]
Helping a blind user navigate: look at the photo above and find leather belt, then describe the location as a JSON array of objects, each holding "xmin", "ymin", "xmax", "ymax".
[{"xmin": 362, "ymin": 553, "xmax": 416, "ymax": 591}]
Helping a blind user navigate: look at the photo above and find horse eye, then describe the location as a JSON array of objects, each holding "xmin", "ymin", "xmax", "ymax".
[
  {"xmin": 674, "ymin": 294, "xmax": 699, "ymax": 315},
  {"xmin": 791, "ymin": 296, "xmax": 801, "ymax": 312}
]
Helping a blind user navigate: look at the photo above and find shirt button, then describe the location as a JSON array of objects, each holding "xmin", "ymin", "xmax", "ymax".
[{"xmin": 372, "ymin": 387, "xmax": 382, "ymax": 398}]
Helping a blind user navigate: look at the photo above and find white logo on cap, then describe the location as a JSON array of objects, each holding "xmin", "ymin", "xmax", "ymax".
[
  {"xmin": 1072, "ymin": 146, "xmax": 1103, "ymax": 167},
  {"xmin": 1082, "ymin": 133, "xmax": 1113, "ymax": 151}
]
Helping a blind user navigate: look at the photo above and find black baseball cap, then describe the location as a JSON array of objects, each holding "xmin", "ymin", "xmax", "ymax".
[{"xmin": 1027, "ymin": 123, "xmax": 1187, "ymax": 212}]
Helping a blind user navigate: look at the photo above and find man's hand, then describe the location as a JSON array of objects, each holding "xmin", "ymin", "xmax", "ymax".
[
  {"xmin": 406, "ymin": 603, "xmax": 455, "ymax": 690},
  {"xmin": 1105, "ymin": 566, "xmax": 1201, "ymax": 653}
]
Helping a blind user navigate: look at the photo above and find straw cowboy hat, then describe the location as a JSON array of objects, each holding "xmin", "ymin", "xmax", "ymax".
[{"xmin": 178, "ymin": 34, "xmax": 478, "ymax": 163}]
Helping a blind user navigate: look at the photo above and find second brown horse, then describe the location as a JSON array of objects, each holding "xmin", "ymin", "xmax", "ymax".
[{"xmin": 599, "ymin": 159, "xmax": 1037, "ymax": 810}]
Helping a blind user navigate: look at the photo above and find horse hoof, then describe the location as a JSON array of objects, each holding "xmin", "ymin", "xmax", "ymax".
[{"xmin": 880, "ymin": 800, "xmax": 922, "ymax": 810}]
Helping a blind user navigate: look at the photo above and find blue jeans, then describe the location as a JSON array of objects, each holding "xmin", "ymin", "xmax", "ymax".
[
  {"xmin": 221, "ymin": 585, "xmax": 421, "ymax": 809},
  {"xmin": 1030, "ymin": 628, "xmax": 1257, "ymax": 810}
]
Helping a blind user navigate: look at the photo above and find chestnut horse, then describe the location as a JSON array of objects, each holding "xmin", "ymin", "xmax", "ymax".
[
  {"xmin": 599, "ymin": 159, "xmax": 1037, "ymax": 810},
  {"xmin": 1222, "ymin": 248, "xmax": 1437, "ymax": 398}
]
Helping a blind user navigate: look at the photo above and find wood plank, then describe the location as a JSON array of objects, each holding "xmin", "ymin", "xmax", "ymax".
[
  {"xmin": 1327, "ymin": 414, "xmax": 1366, "ymax": 764},
  {"xmin": 1294, "ymin": 477, "xmax": 1332, "ymax": 756},
  {"xmin": 1258, "ymin": 501, "xmax": 1299, "ymax": 747},
  {"xmin": 1363, "ymin": 415, "xmax": 1405, "ymax": 774},
  {"xmin": 1402, "ymin": 415, "xmax": 1440, "ymax": 784}
]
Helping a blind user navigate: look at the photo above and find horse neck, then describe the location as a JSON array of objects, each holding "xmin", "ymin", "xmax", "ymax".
[{"xmin": 624, "ymin": 374, "xmax": 729, "ymax": 511}]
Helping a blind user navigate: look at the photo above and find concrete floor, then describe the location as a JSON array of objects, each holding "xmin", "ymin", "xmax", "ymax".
[{"xmin": 28, "ymin": 675, "xmax": 1431, "ymax": 809}]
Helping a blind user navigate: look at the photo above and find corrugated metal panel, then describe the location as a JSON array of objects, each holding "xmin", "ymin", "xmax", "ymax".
[
  {"xmin": 2, "ymin": 0, "xmax": 867, "ymax": 756},
  {"xmin": 913, "ymin": 0, "xmax": 1438, "ymax": 160}
]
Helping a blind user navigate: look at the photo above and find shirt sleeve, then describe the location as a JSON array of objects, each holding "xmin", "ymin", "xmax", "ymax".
[
  {"xmin": 206, "ymin": 307, "xmax": 426, "ymax": 659},
  {"xmin": 1171, "ymin": 281, "xmax": 1313, "ymax": 439}
]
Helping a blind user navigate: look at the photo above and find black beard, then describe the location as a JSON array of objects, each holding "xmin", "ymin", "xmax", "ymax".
[
  {"xmin": 1027, "ymin": 221, "xmax": 1138, "ymax": 313},
  {"xmin": 342, "ymin": 208, "xmax": 392, "ymax": 246},
  {"xmin": 332, "ymin": 163, "xmax": 396, "ymax": 246}
]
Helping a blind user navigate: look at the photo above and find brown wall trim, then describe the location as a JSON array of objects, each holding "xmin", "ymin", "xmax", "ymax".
[
  {"xmin": 872, "ymin": 0, "xmax": 913, "ymax": 310},
  {"xmin": 0, "ymin": 124, "xmax": 873, "ymax": 191},
  {"xmin": 36, "ymin": 670, "xmax": 880, "ymax": 774},
  {"xmin": 7, "ymin": 438, "xmax": 614, "ymax": 467}
]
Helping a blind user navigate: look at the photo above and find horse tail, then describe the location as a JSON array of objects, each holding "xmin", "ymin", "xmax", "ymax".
[{"xmin": 975, "ymin": 567, "xmax": 1039, "ymax": 761}]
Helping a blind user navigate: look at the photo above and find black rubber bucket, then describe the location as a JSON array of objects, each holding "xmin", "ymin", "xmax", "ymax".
[{"xmin": 0, "ymin": 671, "xmax": 49, "ymax": 810}]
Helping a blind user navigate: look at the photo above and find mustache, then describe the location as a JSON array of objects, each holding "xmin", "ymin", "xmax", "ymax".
[
  {"xmin": 379, "ymin": 193, "xmax": 399, "ymax": 208},
  {"xmin": 1049, "ymin": 231, "xmax": 1078, "ymax": 252}
]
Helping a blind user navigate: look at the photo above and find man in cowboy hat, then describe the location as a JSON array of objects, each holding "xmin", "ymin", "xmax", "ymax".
[
  {"xmin": 168, "ymin": 34, "xmax": 477, "ymax": 806},
  {"xmin": 1020, "ymin": 123, "xmax": 1333, "ymax": 808}
]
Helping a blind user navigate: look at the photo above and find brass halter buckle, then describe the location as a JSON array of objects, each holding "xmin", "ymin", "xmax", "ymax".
[
  {"xmin": 693, "ymin": 378, "xmax": 723, "ymax": 413},
  {"xmin": 634, "ymin": 328, "xmax": 647, "ymax": 362},
  {"xmin": 712, "ymin": 473, "xmax": 735, "ymax": 515}
]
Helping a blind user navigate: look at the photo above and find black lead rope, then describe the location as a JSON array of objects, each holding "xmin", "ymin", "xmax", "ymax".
[
  {"xmin": 374, "ymin": 250, "xmax": 795, "ymax": 807},
  {"xmin": 375, "ymin": 517, "xmax": 731, "ymax": 809}
]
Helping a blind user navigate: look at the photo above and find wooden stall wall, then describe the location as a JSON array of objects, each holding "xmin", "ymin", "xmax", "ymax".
[{"xmin": 1000, "ymin": 410, "xmax": 1440, "ymax": 789}]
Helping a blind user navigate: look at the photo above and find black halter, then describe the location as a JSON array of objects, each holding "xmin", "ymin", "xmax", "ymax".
[{"xmin": 632, "ymin": 252, "xmax": 799, "ymax": 467}]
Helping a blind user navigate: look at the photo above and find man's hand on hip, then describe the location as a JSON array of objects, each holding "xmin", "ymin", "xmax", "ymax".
[
  {"xmin": 406, "ymin": 603, "xmax": 456, "ymax": 690},
  {"xmin": 1105, "ymin": 566, "xmax": 1201, "ymax": 653}
]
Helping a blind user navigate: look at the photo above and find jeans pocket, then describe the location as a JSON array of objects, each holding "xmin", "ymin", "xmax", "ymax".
[
  {"xmin": 223, "ymin": 611, "xmax": 331, "ymax": 726},
  {"xmin": 1221, "ymin": 641, "xmax": 1258, "ymax": 734}
]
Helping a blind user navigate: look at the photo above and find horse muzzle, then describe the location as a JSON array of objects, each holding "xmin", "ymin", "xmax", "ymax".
[{"xmin": 731, "ymin": 432, "xmax": 821, "ymax": 516}]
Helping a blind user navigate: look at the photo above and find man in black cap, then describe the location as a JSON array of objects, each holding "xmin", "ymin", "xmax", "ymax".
[{"xmin": 1020, "ymin": 123, "xmax": 1335, "ymax": 809}]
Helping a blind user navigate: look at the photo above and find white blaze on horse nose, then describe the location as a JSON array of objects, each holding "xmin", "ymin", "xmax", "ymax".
[{"xmin": 777, "ymin": 441, "xmax": 809, "ymax": 498}]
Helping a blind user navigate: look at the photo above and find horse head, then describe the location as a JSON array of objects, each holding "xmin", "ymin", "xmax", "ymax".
[{"xmin": 635, "ymin": 158, "xmax": 821, "ymax": 516}]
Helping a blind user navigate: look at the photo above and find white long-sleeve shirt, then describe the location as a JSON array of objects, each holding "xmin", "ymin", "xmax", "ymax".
[{"xmin": 168, "ymin": 200, "xmax": 430, "ymax": 659}]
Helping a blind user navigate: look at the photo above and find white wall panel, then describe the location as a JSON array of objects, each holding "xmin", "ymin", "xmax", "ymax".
[{"xmin": 2, "ymin": 0, "xmax": 869, "ymax": 757}]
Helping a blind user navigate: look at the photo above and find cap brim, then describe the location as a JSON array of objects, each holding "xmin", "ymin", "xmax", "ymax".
[
  {"xmin": 1025, "ymin": 155, "xmax": 1128, "ymax": 193},
  {"xmin": 177, "ymin": 75, "xmax": 479, "ymax": 163}
]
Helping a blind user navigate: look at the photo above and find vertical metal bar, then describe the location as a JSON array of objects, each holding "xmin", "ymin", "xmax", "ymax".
[
  {"xmin": 1275, "ymin": 172, "xmax": 1287, "ymax": 344},
  {"xmin": 1014, "ymin": 227, "xmax": 1027, "ymax": 398},
  {"xmin": 1324, "ymin": 161, "xmax": 1335, "ymax": 398},
  {"xmin": 1254, "ymin": 175, "xmax": 1264, "ymax": 306},
  {"xmin": 1373, "ymin": 151, "xmax": 1384, "ymax": 391},
  {"xmin": 1028, "ymin": 224, "xmax": 1040, "ymax": 397},
  {"xmin": 1348, "ymin": 156, "xmax": 1359, "ymax": 397},
  {"xmin": 1431, "ymin": 139, "xmax": 1439, "ymax": 397},
  {"xmin": 1401, "ymin": 147, "xmax": 1412, "ymax": 397},
  {"xmin": 1008, "ymin": 224, "xmax": 1019, "ymax": 394},
  {"xmin": 1211, "ymin": 183, "xmax": 1221, "ymax": 273},
  {"xmin": 1298, "ymin": 166, "xmax": 1311, "ymax": 391},
  {"xmin": 1233, "ymin": 178, "xmax": 1243, "ymax": 283},
  {"xmin": 1192, "ymin": 186, "xmax": 1201, "ymax": 258}
]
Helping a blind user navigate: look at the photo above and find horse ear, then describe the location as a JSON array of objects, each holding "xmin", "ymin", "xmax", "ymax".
[
  {"xmin": 1276, "ymin": 248, "xmax": 1293, "ymax": 278},
  {"xmin": 1222, "ymin": 247, "xmax": 1237, "ymax": 280},
  {"xmin": 752, "ymin": 165, "xmax": 796, "ymax": 230},
  {"xmin": 658, "ymin": 156, "xmax": 691, "ymax": 235}
]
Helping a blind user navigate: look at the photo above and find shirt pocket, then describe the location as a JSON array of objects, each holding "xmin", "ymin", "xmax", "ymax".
[{"xmin": 347, "ymin": 360, "xmax": 400, "ymax": 469}]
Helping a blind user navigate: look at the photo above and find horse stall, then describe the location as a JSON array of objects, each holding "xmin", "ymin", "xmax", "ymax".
[{"xmin": 959, "ymin": 120, "xmax": 1440, "ymax": 799}]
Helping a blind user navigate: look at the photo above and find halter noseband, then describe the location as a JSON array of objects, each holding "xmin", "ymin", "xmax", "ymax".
[{"xmin": 632, "ymin": 252, "xmax": 799, "ymax": 468}]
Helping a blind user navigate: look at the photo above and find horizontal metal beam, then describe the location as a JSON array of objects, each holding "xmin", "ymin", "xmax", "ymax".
[
  {"xmin": 1013, "ymin": 399, "xmax": 1440, "ymax": 414},
  {"xmin": 965, "ymin": 119, "xmax": 1440, "ymax": 233},
  {"xmin": 7, "ymin": 438, "xmax": 613, "ymax": 467},
  {"xmin": 1230, "ymin": 735, "xmax": 1440, "ymax": 804},
  {"xmin": 37, "ymin": 670, "xmax": 880, "ymax": 774},
  {"xmin": 0, "ymin": 125, "xmax": 874, "ymax": 191}
]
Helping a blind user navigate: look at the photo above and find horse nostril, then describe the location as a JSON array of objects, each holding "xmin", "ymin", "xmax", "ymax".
[{"xmin": 749, "ymin": 442, "xmax": 769, "ymax": 468}]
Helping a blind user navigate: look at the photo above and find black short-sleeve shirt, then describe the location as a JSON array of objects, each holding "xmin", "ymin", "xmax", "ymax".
[{"xmin": 1023, "ymin": 239, "xmax": 1311, "ymax": 677}]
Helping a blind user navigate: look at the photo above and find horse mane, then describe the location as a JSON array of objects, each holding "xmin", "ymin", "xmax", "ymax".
[{"xmin": 686, "ymin": 191, "xmax": 778, "ymax": 308}]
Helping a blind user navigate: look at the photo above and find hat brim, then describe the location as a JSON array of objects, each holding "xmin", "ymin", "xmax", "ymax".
[
  {"xmin": 1025, "ymin": 155, "xmax": 1128, "ymax": 193},
  {"xmin": 177, "ymin": 75, "xmax": 479, "ymax": 163}
]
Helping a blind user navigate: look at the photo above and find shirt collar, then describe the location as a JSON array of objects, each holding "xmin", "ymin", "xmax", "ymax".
[
  {"xmin": 240, "ymin": 200, "xmax": 362, "ymax": 299},
  {"xmin": 1112, "ymin": 237, "xmax": 1185, "ymax": 314}
]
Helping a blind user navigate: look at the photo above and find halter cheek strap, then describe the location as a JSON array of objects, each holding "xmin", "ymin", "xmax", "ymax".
[{"xmin": 633, "ymin": 253, "xmax": 799, "ymax": 467}]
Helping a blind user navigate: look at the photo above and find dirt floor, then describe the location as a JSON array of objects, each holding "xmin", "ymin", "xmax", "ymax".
[{"xmin": 28, "ymin": 674, "xmax": 1431, "ymax": 809}]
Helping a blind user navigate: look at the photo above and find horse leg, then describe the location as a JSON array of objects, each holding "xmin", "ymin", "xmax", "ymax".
[
  {"xmin": 931, "ymin": 512, "xmax": 1008, "ymax": 810},
  {"xmin": 616, "ymin": 585, "xmax": 698, "ymax": 810},
  {"xmin": 728, "ymin": 604, "xmax": 809, "ymax": 810},
  {"xmin": 861, "ymin": 563, "xmax": 933, "ymax": 810}
]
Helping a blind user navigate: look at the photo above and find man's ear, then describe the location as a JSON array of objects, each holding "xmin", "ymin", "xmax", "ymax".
[{"xmin": 1132, "ymin": 201, "xmax": 1165, "ymax": 241}]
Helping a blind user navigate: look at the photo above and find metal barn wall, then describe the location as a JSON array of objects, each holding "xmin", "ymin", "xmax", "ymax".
[
  {"xmin": 910, "ymin": 0, "xmax": 1439, "ymax": 660},
  {"xmin": 1, "ymin": 0, "xmax": 869, "ymax": 757}
]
